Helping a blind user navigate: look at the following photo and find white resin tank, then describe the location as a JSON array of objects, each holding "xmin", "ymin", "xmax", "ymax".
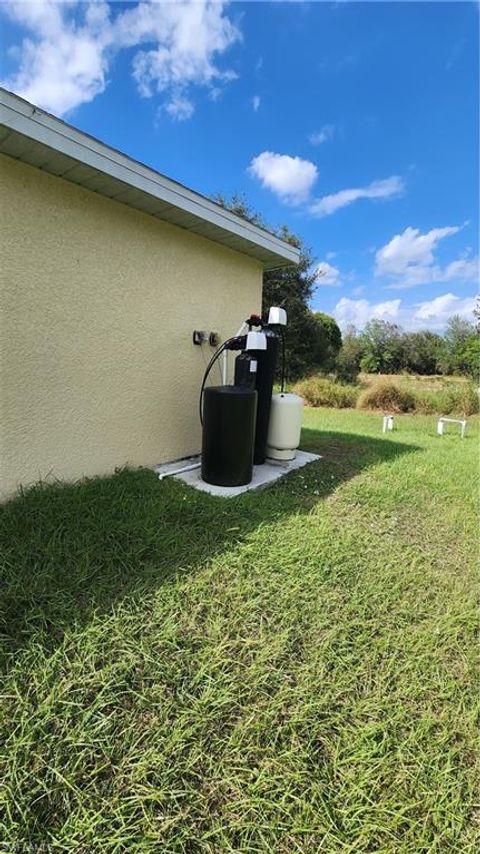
[{"xmin": 266, "ymin": 393, "xmax": 304, "ymax": 461}]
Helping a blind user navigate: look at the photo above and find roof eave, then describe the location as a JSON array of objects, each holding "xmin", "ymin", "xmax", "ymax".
[{"xmin": 0, "ymin": 88, "xmax": 300, "ymax": 270}]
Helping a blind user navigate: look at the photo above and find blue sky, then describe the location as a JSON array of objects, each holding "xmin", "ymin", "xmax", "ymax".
[{"xmin": 1, "ymin": 1, "xmax": 478, "ymax": 330}]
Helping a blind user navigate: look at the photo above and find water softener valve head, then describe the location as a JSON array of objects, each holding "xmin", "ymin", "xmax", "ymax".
[
  {"xmin": 267, "ymin": 306, "xmax": 287, "ymax": 326},
  {"xmin": 246, "ymin": 331, "xmax": 267, "ymax": 351}
]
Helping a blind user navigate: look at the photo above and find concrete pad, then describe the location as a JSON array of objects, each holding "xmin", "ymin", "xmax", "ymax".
[{"xmin": 154, "ymin": 451, "xmax": 321, "ymax": 498}]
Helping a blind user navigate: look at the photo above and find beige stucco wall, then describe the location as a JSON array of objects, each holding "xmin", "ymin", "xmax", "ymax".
[{"xmin": 0, "ymin": 154, "xmax": 263, "ymax": 497}]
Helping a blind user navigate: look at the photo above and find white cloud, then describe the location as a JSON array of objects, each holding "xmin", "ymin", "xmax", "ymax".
[
  {"xmin": 333, "ymin": 292, "xmax": 476, "ymax": 331},
  {"xmin": 385, "ymin": 255, "xmax": 480, "ymax": 290},
  {"xmin": 1, "ymin": 0, "xmax": 240, "ymax": 118},
  {"xmin": 309, "ymin": 124, "xmax": 335, "ymax": 145},
  {"xmin": 0, "ymin": 0, "xmax": 112, "ymax": 116},
  {"xmin": 208, "ymin": 86, "xmax": 223, "ymax": 102},
  {"xmin": 310, "ymin": 176, "xmax": 403, "ymax": 217},
  {"xmin": 376, "ymin": 225, "xmax": 460, "ymax": 276},
  {"xmin": 164, "ymin": 94, "xmax": 194, "ymax": 121},
  {"xmin": 440, "ymin": 256, "xmax": 479, "ymax": 282},
  {"xmin": 334, "ymin": 297, "xmax": 401, "ymax": 329},
  {"xmin": 375, "ymin": 224, "xmax": 479, "ymax": 288},
  {"xmin": 315, "ymin": 261, "xmax": 341, "ymax": 286},
  {"xmin": 122, "ymin": 1, "xmax": 239, "ymax": 104},
  {"xmin": 414, "ymin": 293, "xmax": 476, "ymax": 326},
  {"xmin": 248, "ymin": 151, "xmax": 318, "ymax": 205},
  {"xmin": 252, "ymin": 95, "xmax": 261, "ymax": 111}
]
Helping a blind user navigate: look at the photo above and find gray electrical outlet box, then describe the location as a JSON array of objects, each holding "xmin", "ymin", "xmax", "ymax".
[{"xmin": 192, "ymin": 330, "xmax": 207, "ymax": 345}]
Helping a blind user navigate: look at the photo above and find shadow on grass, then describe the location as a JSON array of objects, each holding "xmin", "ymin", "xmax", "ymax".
[{"xmin": 0, "ymin": 426, "xmax": 419, "ymax": 663}]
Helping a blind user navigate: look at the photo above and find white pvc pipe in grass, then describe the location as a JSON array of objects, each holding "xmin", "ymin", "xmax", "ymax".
[{"xmin": 157, "ymin": 462, "xmax": 201, "ymax": 481}]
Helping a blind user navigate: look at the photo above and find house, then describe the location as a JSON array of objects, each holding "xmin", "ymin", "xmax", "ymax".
[{"xmin": 0, "ymin": 88, "xmax": 298, "ymax": 497}]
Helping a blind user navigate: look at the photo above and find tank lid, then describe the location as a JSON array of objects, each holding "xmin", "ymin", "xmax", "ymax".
[
  {"xmin": 205, "ymin": 385, "xmax": 257, "ymax": 398},
  {"xmin": 272, "ymin": 392, "xmax": 303, "ymax": 404},
  {"xmin": 268, "ymin": 306, "xmax": 287, "ymax": 326}
]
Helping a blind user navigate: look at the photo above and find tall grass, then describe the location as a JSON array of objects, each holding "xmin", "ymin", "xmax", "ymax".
[
  {"xmin": 413, "ymin": 382, "xmax": 479, "ymax": 416},
  {"xmin": 294, "ymin": 374, "xmax": 479, "ymax": 416},
  {"xmin": 357, "ymin": 379, "xmax": 415, "ymax": 413},
  {"xmin": 293, "ymin": 376, "xmax": 358, "ymax": 408}
]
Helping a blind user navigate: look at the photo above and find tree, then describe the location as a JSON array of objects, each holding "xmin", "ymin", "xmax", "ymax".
[
  {"xmin": 211, "ymin": 192, "xmax": 267, "ymax": 230},
  {"xmin": 443, "ymin": 315, "xmax": 476, "ymax": 375},
  {"xmin": 313, "ymin": 311, "xmax": 342, "ymax": 371},
  {"xmin": 401, "ymin": 331, "xmax": 445, "ymax": 375},
  {"xmin": 360, "ymin": 320, "xmax": 403, "ymax": 374},
  {"xmin": 335, "ymin": 325, "xmax": 364, "ymax": 383},
  {"xmin": 360, "ymin": 350, "xmax": 382, "ymax": 373},
  {"xmin": 473, "ymin": 296, "xmax": 480, "ymax": 334},
  {"xmin": 445, "ymin": 315, "xmax": 475, "ymax": 348},
  {"xmin": 213, "ymin": 194, "xmax": 336, "ymax": 379},
  {"xmin": 458, "ymin": 335, "xmax": 480, "ymax": 379}
]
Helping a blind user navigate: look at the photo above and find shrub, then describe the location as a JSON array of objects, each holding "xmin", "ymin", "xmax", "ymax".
[
  {"xmin": 412, "ymin": 383, "xmax": 479, "ymax": 416},
  {"xmin": 293, "ymin": 374, "xmax": 479, "ymax": 416},
  {"xmin": 411, "ymin": 391, "xmax": 441, "ymax": 415},
  {"xmin": 357, "ymin": 380, "xmax": 415, "ymax": 413},
  {"xmin": 436, "ymin": 382, "xmax": 479, "ymax": 416},
  {"xmin": 293, "ymin": 376, "xmax": 358, "ymax": 408}
]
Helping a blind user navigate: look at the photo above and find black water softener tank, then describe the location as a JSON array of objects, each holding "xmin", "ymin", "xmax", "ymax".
[
  {"xmin": 253, "ymin": 327, "xmax": 280, "ymax": 464},
  {"xmin": 201, "ymin": 386, "xmax": 257, "ymax": 486}
]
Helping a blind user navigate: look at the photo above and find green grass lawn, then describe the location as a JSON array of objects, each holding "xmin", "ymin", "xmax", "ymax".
[{"xmin": 1, "ymin": 410, "xmax": 478, "ymax": 852}]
